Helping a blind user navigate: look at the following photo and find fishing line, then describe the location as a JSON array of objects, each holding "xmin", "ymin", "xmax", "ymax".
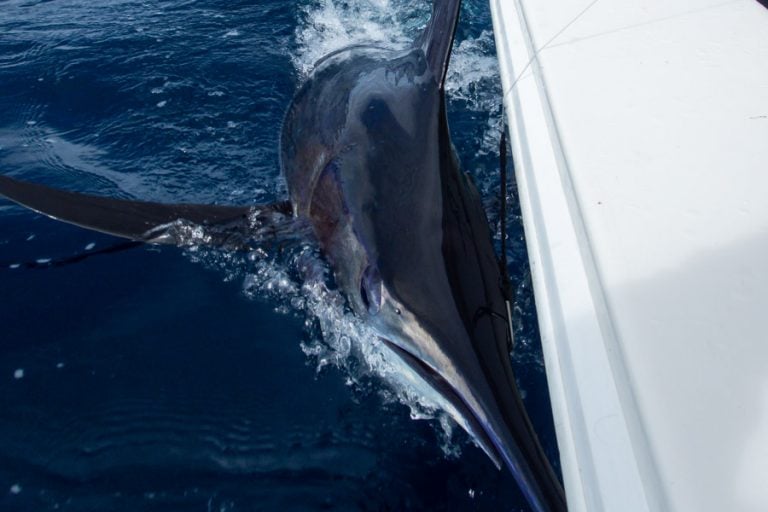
[{"xmin": 503, "ymin": 0, "xmax": 602, "ymax": 97}]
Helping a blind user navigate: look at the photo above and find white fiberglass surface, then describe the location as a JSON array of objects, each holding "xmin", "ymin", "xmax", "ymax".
[{"xmin": 492, "ymin": 0, "xmax": 768, "ymax": 510}]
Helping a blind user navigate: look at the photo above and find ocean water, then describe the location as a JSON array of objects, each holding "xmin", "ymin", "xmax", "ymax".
[{"xmin": 0, "ymin": 1, "xmax": 559, "ymax": 511}]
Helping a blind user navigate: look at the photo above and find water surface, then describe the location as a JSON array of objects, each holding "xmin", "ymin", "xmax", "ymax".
[{"xmin": 0, "ymin": 1, "xmax": 558, "ymax": 510}]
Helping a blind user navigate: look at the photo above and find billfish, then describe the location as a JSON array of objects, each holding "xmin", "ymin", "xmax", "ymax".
[{"xmin": 0, "ymin": 1, "xmax": 567, "ymax": 510}]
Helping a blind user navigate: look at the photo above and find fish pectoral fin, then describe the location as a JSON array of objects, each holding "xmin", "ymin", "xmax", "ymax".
[{"xmin": 0, "ymin": 175, "xmax": 294, "ymax": 250}]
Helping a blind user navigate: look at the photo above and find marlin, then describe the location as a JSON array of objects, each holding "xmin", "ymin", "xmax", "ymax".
[{"xmin": 0, "ymin": 1, "xmax": 566, "ymax": 510}]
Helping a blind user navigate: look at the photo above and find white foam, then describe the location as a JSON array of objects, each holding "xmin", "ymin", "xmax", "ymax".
[
  {"xmin": 223, "ymin": 29, "xmax": 240, "ymax": 38},
  {"xmin": 13, "ymin": 369, "xmax": 24, "ymax": 379},
  {"xmin": 446, "ymin": 30, "xmax": 504, "ymax": 157},
  {"xmin": 9, "ymin": 484, "xmax": 21, "ymax": 495},
  {"xmin": 85, "ymin": 242, "xmax": 96, "ymax": 250},
  {"xmin": 25, "ymin": 234, "xmax": 35, "ymax": 241},
  {"xmin": 156, "ymin": 100, "xmax": 167, "ymax": 108},
  {"xmin": 294, "ymin": 0, "xmax": 428, "ymax": 78},
  {"xmin": 445, "ymin": 30, "xmax": 500, "ymax": 111}
]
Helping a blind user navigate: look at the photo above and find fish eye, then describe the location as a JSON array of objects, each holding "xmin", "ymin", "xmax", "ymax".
[{"xmin": 360, "ymin": 265, "xmax": 382, "ymax": 315}]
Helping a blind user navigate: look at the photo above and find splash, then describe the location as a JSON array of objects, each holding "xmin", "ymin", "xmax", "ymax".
[
  {"xmin": 447, "ymin": 30, "xmax": 505, "ymax": 160},
  {"xmin": 294, "ymin": 0, "xmax": 428, "ymax": 78},
  {"xmin": 446, "ymin": 30, "xmax": 501, "ymax": 112}
]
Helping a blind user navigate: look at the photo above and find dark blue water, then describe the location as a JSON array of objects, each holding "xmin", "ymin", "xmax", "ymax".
[{"xmin": 0, "ymin": 1, "xmax": 558, "ymax": 510}]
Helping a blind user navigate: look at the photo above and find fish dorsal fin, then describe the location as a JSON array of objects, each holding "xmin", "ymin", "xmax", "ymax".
[
  {"xmin": 0, "ymin": 175, "xmax": 294, "ymax": 249},
  {"xmin": 419, "ymin": 0, "xmax": 462, "ymax": 89}
]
